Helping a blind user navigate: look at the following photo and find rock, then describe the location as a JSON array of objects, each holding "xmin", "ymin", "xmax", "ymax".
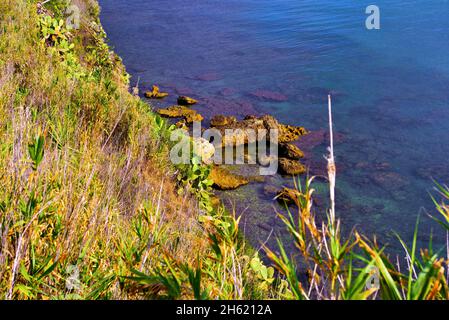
[
  {"xmin": 416, "ymin": 165, "xmax": 449, "ymax": 182},
  {"xmin": 193, "ymin": 137, "xmax": 215, "ymax": 164},
  {"xmin": 145, "ymin": 85, "xmax": 168, "ymax": 99},
  {"xmin": 278, "ymin": 158, "xmax": 306, "ymax": 175},
  {"xmin": 177, "ymin": 96, "xmax": 198, "ymax": 106},
  {"xmin": 298, "ymin": 87, "xmax": 345, "ymax": 104},
  {"xmin": 279, "ymin": 143, "xmax": 304, "ymax": 160},
  {"xmin": 372, "ymin": 172, "xmax": 409, "ymax": 190},
  {"xmin": 244, "ymin": 115, "xmax": 258, "ymax": 120},
  {"xmin": 295, "ymin": 129, "xmax": 326, "ymax": 151},
  {"xmin": 209, "ymin": 166, "xmax": 249, "ymax": 190},
  {"xmin": 279, "ymin": 125, "xmax": 308, "ymax": 143},
  {"xmin": 210, "ymin": 115, "xmax": 237, "ymax": 127},
  {"xmin": 355, "ymin": 161, "xmax": 390, "ymax": 171},
  {"xmin": 157, "ymin": 106, "xmax": 203, "ymax": 124},
  {"xmin": 157, "ymin": 105, "xmax": 192, "ymax": 118},
  {"xmin": 212, "ymin": 114, "xmax": 307, "ymax": 147},
  {"xmin": 184, "ymin": 112, "xmax": 204, "ymax": 124},
  {"xmin": 276, "ymin": 187, "xmax": 300, "ymax": 205},
  {"xmin": 250, "ymin": 90, "xmax": 288, "ymax": 102}
]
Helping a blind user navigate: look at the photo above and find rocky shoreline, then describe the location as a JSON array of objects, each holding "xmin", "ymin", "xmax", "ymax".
[{"xmin": 143, "ymin": 86, "xmax": 311, "ymax": 203}]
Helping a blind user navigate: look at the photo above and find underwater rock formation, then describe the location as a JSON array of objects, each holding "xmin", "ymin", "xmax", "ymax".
[{"xmin": 250, "ymin": 89, "xmax": 288, "ymax": 102}]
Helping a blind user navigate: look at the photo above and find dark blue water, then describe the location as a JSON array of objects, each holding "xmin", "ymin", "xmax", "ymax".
[{"xmin": 99, "ymin": 0, "xmax": 449, "ymax": 252}]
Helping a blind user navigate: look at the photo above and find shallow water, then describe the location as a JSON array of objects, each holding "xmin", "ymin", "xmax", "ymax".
[{"xmin": 99, "ymin": 0, "xmax": 449, "ymax": 252}]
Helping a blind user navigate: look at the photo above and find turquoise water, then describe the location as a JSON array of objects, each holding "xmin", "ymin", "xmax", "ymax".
[{"xmin": 99, "ymin": 0, "xmax": 449, "ymax": 252}]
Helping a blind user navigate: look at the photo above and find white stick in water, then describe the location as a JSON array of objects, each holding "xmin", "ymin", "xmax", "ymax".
[{"xmin": 327, "ymin": 94, "xmax": 336, "ymax": 226}]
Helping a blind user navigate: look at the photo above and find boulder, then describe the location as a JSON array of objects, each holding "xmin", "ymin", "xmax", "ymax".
[
  {"xmin": 210, "ymin": 115, "xmax": 237, "ymax": 127},
  {"xmin": 279, "ymin": 125, "xmax": 308, "ymax": 143},
  {"xmin": 184, "ymin": 112, "xmax": 204, "ymax": 124},
  {"xmin": 279, "ymin": 143, "xmax": 304, "ymax": 160},
  {"xmin": 145, "ymin": 85, "xmax": 168, "ymax": 99},
  {"xmin": 278, "ymin": 158, "xmax": 306, "ymax": 175},
  {"xmin": 209, "ymin": 166, "xmax": 249, "ymax": 190},
  {"xmin": 177, "ymin": 96, "xmax": 198, "ymax": 105},
  {"xmin": 157, "ymin": 105, "xmax": 203, "ymax": 124},
  {"xmin": 211, "ymin": 114, "xmax": 307, "ymax": 147}
]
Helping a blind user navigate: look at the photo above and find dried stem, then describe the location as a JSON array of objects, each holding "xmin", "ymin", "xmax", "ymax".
[{"xmin": 327, "ymin": 94, "xmax": 336, "ymax": 227}]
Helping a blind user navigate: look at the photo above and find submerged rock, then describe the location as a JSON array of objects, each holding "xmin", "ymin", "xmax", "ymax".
[
  {"xmin": 250, "ymin": 90, "xmax": 288, "ymax": 102},
  {"xmin": 178, "ymin": 96, "xmax": 198, "ymax": 106},
  {"xmin": 279, "ymin": 143, "xmax": 304, "ymax": 160},
  {"xmin": 278, "ymin": 158, "xmax": 306, "ymax": 175},
  {"xmin": 145, "ymin": 85, "xmax": 168, "ymax": 99},
  {"xmin": 263, "ymin": 184, "xmax": 279, "ymax": 197},
  {"xmin": 372, "ymin": 172, "xmax": 409, "ymax": 190},
  {"xmin": 199, "ymin": 97, "xmax": 257, "ymax": 118},
  {"xmin": 209, "ymin": 166, "xmax": 249, "ymax": 190},
  {"xmin": 219, "ymin": 88, "xmax": 237, "ymax": 96}
]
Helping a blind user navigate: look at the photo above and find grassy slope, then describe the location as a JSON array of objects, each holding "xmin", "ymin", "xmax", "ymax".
[{"xmin": 0, "ymin": 0, "xmax": 268, "ymax": 299}]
